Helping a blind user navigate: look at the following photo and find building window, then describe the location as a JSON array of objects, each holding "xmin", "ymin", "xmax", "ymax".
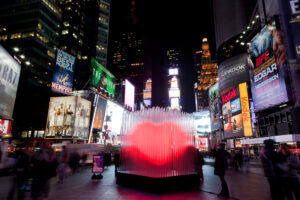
[{"xmin": 62, "ymin": 29, "xmax": 69, "ymax": 35}]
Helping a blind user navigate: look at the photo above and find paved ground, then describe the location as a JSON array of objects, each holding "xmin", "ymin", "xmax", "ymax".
[{"xmin": 0, "ymin": 160, "xmax": 272, "ymax": 200}]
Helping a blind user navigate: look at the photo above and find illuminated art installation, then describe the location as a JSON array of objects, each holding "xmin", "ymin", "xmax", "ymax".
[{"xmin": 118, "ymin": 108, "xmax": 197, "ymax": 179}]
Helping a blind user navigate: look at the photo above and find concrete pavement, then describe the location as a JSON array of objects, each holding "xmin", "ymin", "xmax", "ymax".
[{"xmin": 0, "ymin": 162, "xmax": 271, "ymax": 200}]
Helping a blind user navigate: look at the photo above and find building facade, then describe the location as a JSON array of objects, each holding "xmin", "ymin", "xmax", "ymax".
[{"xmin": 194, "ymin": 38, "xmax": 217, "ymax": 111}]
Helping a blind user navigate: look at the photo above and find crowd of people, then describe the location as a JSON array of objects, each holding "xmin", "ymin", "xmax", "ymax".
[{"xmin": 6, "ymin": 141, "xmax": 87, "ymax": 200}]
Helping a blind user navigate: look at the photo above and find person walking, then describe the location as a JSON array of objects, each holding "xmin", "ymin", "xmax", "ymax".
[
  {"xmin": 114, "ymin": 150, "xmax": 120, "ymax": 174},
  {"xmin": 214, "ymin": 143, "xmax": 230, "ymax": 198},
  {"xmin": 197, "ymin": 149, "xmax": 205, "ymax": 184},
  {"xmin": 57, "ymin": 145, "xmax": 69, "ymax": 183},
  {"xmin": 243, "ymin": 150, "xmax": 250, "ymax": 173},
  {"xmin": 31, "ymin": 141, "xmax": 58, "ymax": 200},
  {"xmin": 278, "ymin": 143, "xmax": 300, "ymax": 200},
  {"xmin": 260, "ymin": 139, "xmax": 285, "ymax": 200}
]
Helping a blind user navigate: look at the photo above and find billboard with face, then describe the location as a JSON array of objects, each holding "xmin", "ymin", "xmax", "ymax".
[
  {"xmin": 0, "ymin": 45, "xmax": 21, "ymax": 119},
  {"xmin": 248, "ymin": 22, "xmax": 289, "ymax": 111},
  {"xmin": 51, "ymin": 49, "xmax": 76, "ymax": 95},
  {"xmin": 90, "ymin": 57, "xmax": 115, "ymax": 97},
  {"xmin": 209, "ymin": 83, "xmax": 219, "ymax": 131}
]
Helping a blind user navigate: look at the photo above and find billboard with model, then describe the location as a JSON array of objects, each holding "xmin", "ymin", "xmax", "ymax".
[
  {"xmin": 248, "ymin": 21, "xmax": 289, "ymax": 111},
  {"xmin": 0, "ymin": 45, "xmax": 21, "ymax": 119},
  {"xmin": 45, "ymin": 96, "xmax": 91, "ymax": 139},
  {"xmin": 51, "ymin": 49, "xmax": 76, "ymax": 95},
  {"xmin": 90, "ymin": 57, "xmax": 115, "ymax": 97}
]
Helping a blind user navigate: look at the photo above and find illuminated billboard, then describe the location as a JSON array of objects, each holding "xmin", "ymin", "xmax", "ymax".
[
  {"xmin": 92, "ymin": 96, "xmax": 107, "ymax": 130},
  {"xmin": 0, "ymin": 45, "xmax": 21, "ymax": 119},
  {"xmin": 103, "ymin": 100, "xmax": 124, "ymax": 144},
  {"xmin": 124, "ymin": 79, "xmax": 135, "ymax": 111},
  {"xmin": 221, "ymin": 83, "xmax": 253, "ymax": 138},
  {"xmin": 90, "ymin": 57, "xmax": 115, "ymax": 97},
  {"xmin": 0, "ymin": 119, "xmax": 12, "ymax": 134},
  {"xmin": 193, "ymin": 111, "xmax": 211, "ymax": 134},
  {"xmin": 209, "ymin": 83, "xmax": 219, "ymax": 131},
  {"xmin": 51, "ymin": 49, "xmax": 76, "ymax": 95},
  {"xmin": 195, "ymin": 137, "xmax": 208, "ymax": 149},
  {"xmin": 169, "ymin": 89, "xmax": 180, "ymax": 98},
  {"xmin": 169, "ymin": 68, "xmax": 179, "ymax": 76},
  {"xmin": 249, "ymin": 22, "xmax": 289, "ymax": 111},
  {"xmin": 45, "ymin": 96, "xmax": 91, "ymax": 139}
]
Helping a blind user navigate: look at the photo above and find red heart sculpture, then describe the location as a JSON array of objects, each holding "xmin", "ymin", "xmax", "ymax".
[{"xmin": 123, "ymin": 121, "xmax": 192, "ymax": 166}]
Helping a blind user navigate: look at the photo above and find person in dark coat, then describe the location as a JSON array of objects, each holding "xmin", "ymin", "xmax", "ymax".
[
  {"xmin": 114, "ymin": 150, "xmax": 120, "ymax": 174},
  {"xmin": 214, "ymin": 143, "xmax": 230, "ymax": 198},
  {"xmin": 260, "ymin": 139, "xmax": 285, "ymax": 200},
  {"xmin": 197, "ymin": 149, "xmax": 205, "ymax": 184}
]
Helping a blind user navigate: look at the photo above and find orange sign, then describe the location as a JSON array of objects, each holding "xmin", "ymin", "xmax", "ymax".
[{"xmin": 239, "ymin": 82, "xmax": 253, "ymax": 137}]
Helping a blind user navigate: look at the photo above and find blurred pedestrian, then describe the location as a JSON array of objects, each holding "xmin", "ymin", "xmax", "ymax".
[
  {"xmin": 214, "ymin": 143, "xmax": 230, "ymax": 198},
  {"xmin": 243, "ymin": 150, "xmax": 250, "ymax": 173},
  {"xmin": 278, "ymin": 143, "xmax": 300, "ymax": 200},
  {"xmin": 114, "ymin": 150, "xmax": 120, "ymax": 174},
  {"xmin": 57, "ymin": 145, "xmax": 69, "ymax": 183},
  {"xmin": 31, "ymin": 141, "xmax": 58, "ymax": 200},
  {"xmin": 260, "ymin": 139, "xmax": 284, "ymax": 200},
  {"xmin": 7, "ymin": 145, "xmax": 32, "ymax": 200},
  {"xmin": 68, "ymin": 150, "xmax": 80, "ymax": 174},
  {"xmin": 197, "ymin": 149, "xmax": 205, "ymax": 184}
]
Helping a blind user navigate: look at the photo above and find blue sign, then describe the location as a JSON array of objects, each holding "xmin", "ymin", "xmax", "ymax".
[
  {"xmin": 51, "ymin": 49, "xmax": 76, "ymax": 95},
  {"xmin": 230, "ymin": 98, "xmax": 241, "ymax": 114}
]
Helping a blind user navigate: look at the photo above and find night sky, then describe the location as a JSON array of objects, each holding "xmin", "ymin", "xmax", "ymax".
[{"xmin": 109, "ymin": 0, "xmax": 216, "ymax": 112}]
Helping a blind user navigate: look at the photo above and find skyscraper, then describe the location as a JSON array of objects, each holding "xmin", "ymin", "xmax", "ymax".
[
  {"xmin": 0, "ymin": 0, "xmax": 61, "ymax": 134},
  {"xmin": 167, "ymin": 49, "xmax": 181, "ymax": 110},
  {"xmin": 194, "ymin": 38, "xmax": 217, "ymax": 111}
]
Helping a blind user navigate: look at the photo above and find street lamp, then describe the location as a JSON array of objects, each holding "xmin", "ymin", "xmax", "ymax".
[
  {"xmin": 20, "ymin": 55, "xmax": 25, "ymax": 59},
  {"xmin": 13, "ymin": 47, "xmax": 19, "ymax": 52},
  {"xmin": 25, "ymin": 61, "xmax": 31, "ymax": 66}
]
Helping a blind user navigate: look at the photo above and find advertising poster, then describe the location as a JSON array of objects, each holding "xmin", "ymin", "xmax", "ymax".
[
  {"xmin": 0, "ymin": 45, "xmax": 21, "ymax": 119},
  {"xmin": 218, "ymin": 54, "xmax": 250, "ymax": 92},
  {"xmin": 51, "ymin": 49, "xmax": 76, "ymax": 95},
  {"xmin": 249, "ymin": 22, "xmax": 289, "ymax": 111},
  {"xmin": 74, "ymin": 97, "xmax": 91, "ymax": 139},
  {"xmin": 0, "ymin": 119, "xmax": 12, "ymax": 134},
  {"xmin": 193, "ymin": 111, "xmax": 211, "ymax": 134},
  {"xmin": 92, "ymin": 155, "xmax": 104, "ymax": 173},
  {"xmin": 124, "ymin": 79, "xmax": 135, "ymax": 111},
  {"xmin": 221, "ymin": 83, "xmax": 253, "ymax": 138},
  {"xmin": 90, "ymin": 57, "xmax": 115, "ymax": 97},
  {"xmin": 209, "ymin": 83, "xmax": 219, "ymax": 131},
  {"xmin": 92, "ymin": 97, "xmax": 107, "ymax": 130},
  {"xmin": 195, "ymin": 137, "xmax": 208, "ymax": 149},
  {"xmin": 46, "ymin": 96, "xmax": 76, "ymax": 137},
  {"xmin": 103, "ymin": 100, "xmax": 124, "ymax": 144},
  {"xmin": 230, "ymin": 98, "xmax": 241, "ymax": 114}
]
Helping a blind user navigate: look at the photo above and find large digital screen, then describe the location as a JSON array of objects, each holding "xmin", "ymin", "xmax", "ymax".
[
  {"xmin": 0, "ymin": 119, "xmax": 12, "ymax": 134},
  {"xmin": 92, "ymin": 96, "xmax": 107, "ymax": 130},
  {"xmin": 169, "ymin": 89, "xmax": 180, "ymax": 98},
  {"xmin": 169, "ymin": 68, "xmax": 179, "ymax": 76},
  {"xmin": 193, "ymin": 111, "xmax": 211, "ymax": 134},
  {"xmin": 195, "ymin": 137, "xmax": 208, "ymax": 149},
  {"xmin": 103, "ymin": 100, "xmax": 124, "ymax": 144},
  {"xmin": 90, "ymin": 57, "xmax": 115, "ymax": 97},
  {"xmin": 221, "ymin": 83, "xmax": 253, "ymax": 138},
  {"xmin": 218, "ymin": 53, "xmax": 250, "ymax": 92},
  {"xmin": 209, "ymin": 83, "xmax": 219, "ymax": 131},
  {"xmin": 124, "ymin": 79, "xmax": 135, "ymax": 111},
  {"xmin": 51, "ymin": 49, "xmax": 76, "ymax": 95},
  {"xmin": 249, "ymin": 22, "xmax": 289, "ymax": 111},
  {"xmin": 0, "ymin": 45, "xmax": 21, "ymax": 119}
]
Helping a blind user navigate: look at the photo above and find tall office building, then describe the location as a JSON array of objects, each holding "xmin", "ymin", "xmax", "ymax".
[
  {"xmin": 167, "ymin": 49, "xmax": 181, "ymax": 110},
  {"xmin": 57, "ymin": 0, "xmax": 111, "ymax": 90},
  {"xmin": 194, "ymin": 38, "xmax": 217, "ymax": 111},
  {"xmin": 0, "ymin": 0, "xmax": 61, "ymax": 134}
]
